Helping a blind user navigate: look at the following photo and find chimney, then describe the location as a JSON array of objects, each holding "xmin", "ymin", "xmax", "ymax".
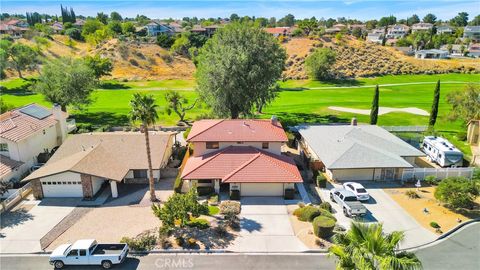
[
  {"xmin": 53, "ymin": 104, "xmax": 67, "ymax": 143},
  {"xmin": 351, "ymin": 117, "xmax": 357, "ymax": 126},
  {"xmin": 271, "ymin": 115, "xmax": 278, "ymax": 125}
]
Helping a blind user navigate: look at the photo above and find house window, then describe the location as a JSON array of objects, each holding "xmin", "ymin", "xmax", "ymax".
[
  {"xmin": 206, "ymin": 142, "xmax": 219, "ymax": 149},
  {"xmin": 198, "ymin": 180, "xmax": 211, "ymax": 184},
  {"xmin": 133, "ymin": 169, "xmax": 148, "ymax": 178},
  {"xmin": 236, "ymin": 142, "xmax": 244, "ymax": 144},
  {"xmin": 0, "ymin": 143, "xmax": 8, "ymax": 152},
  {"xmin": 262, "ymin": 142, "xmax": 269, "ymax": 149}
]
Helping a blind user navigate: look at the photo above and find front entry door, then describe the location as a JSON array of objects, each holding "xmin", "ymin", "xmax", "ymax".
[{"xmin": 381, "ymin": 168, "xmax": 395, "ymax": 181}]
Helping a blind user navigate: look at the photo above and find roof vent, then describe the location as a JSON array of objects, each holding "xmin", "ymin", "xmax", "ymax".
[
  {"xmin": 351, "ymin": 117, "xmax": 357, "ymax": 126},
  {"xmin": 271, "ymin": 115, "xmax": 278, "ymax": 124}
]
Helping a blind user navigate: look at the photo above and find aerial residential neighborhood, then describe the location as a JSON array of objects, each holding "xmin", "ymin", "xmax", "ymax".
[{"xmin": 0, "ymin": 1, "xmax": 479, "ymax": 270}]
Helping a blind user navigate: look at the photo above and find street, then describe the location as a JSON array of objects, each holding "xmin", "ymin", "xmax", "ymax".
[{"xmin": 0, "ymin": 253, "xmax": 335, "ymax": 270}]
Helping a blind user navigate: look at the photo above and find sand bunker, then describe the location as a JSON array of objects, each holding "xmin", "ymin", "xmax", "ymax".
[{"xmin": 328, "ymin": 106, "xmax": 429, "ymax": 116}]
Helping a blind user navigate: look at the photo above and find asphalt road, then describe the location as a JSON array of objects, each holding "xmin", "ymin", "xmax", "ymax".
[
  {"xmin": 0, "ymin": 253, "xmax": 335, "ymax": 270},
  {"xmin": 415, "ymin": 222, "xmax": 480, "ymax": 270}
]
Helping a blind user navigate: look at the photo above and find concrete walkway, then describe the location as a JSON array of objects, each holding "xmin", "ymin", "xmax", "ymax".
[
  {"xmin": 228, "ymin": 197, "xmax": 308, "ymax": 252},
  {"xmin": 0, "ymin": 198, "xmax": 79, "ymax": 253}
]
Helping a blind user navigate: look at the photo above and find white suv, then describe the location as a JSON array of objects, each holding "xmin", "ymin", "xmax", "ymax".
[{"xmin": 342, "ymin": 182, "xmax": 370, "ymax": 201}]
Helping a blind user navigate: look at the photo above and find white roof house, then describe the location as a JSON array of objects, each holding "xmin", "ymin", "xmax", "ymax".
[
  {"xmin": 415, "ymin": 49, "xmax": 449, "ymax": 59},
  {"xmin": 464, "ymin": 26, "xmax": 480, "ymax": 42},
  {"xmin": 297, "ymin": 124, "xmax": 424, "ymax": 181}
]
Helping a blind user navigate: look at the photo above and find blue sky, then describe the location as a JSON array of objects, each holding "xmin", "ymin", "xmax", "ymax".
[{"xmin": 1, "ymin": 1, "xmax": 478, "ymax": 21}]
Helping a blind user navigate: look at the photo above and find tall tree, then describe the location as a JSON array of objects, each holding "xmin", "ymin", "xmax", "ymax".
[
  {"xmin": 96, "ymin": 12, "xmax": 108, "ymax": 24},
  {"xmin": 129, "ymin": 93, "xmax": 159, "ymax": 202},
  {"xmin": 429, "ymin": 80, "xmax": 440, "ymax": 127},
  {"xmin": 423, "ymin": 13, "xmax": 437, "ymax": 24},
  {"xmin": 329, "ymin": 222, "xmax": 422, "ymax": 270},
  {"xmin": 305, "ymin": 48, "xmax": 336, "ymax": 80},
  {"xmin": 110, "ymin": 11, "xmax": 122, "ymax": 21},
  {"xmin": 446, "ymin": 83, "xmax": 480, "ymax": 122},
  {"xmin": 3, "ymin": 42, "xmax": 38, "ymax": 79},
  {"xmin": 164, "ymin": 90, "xmax": 197, "ymax": 123},
  {"xmin": 195, "ymin": 22, "xmax": 286, "ymax": 118},
  {"xmin": 450, "ymin": 12, "xmax": 469, "ymax": 27},
  {"xmin": 378, "ymin": 15, "xmax": 396, "ymax": 27},
  {"xmin": 35, "ymin": 57, "xmax": 97, "ymax": 111},
  {"xmin": 370, "ymin": 85, "xmax": 379, "ymax": 125},
  {"xmin": 84, "ymin": 54, "xmax": 113, "ymax": 78}
]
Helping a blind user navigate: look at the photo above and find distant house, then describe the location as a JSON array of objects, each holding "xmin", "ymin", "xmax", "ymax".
[
  {"xmin": 412, "ymin": 22, "xmax": 433, "ymax": 32},
  {"xmin": 24, "ymin": 132, "xmax": 174, "ymax": 199},
  {"xmin": 348, "ymin": 24, "xmax": 366, "ymax": 30},
  {"xmin": 73, "ymin": 19, "xmax": 86, "ymax": 28},
  {"xmin": 145, "ymin": 21, "xmax": 175, "ymax": 36},
  {"xmin": 325, "ymin": 27, "xmax": 342, "ymax": 34},
  {"xmin": 463, "ymin": 26, "xmax": 480, "ymax": 42},
  {"xmin": 468, "ymin": 43, "xmax": 480, "ymax": 57},
  {"xmin": 0, "ymin": 104, "xmax": 72, "ymax": 183},
  {"xmin": 264, "ymin": 27, "xmax": 294, "ymax": 37},
  {"xmin": 395, "ymin": 46, "xmax": 414, "ymax": 56},
  {"xmin": 51, "ymin": 22, "xmax": 63, "ymax": 33},
  {"xmin": 332, "ymin": 23, "xmax": 347, "ymax": 29},
  {"xmin": 190, "ymin": 24, "xmax": 206, "ymax": 34},
  {"xmin": 437, "ymin": 25, "xmax": 455, "ymax": 35},
  {"xmin": 440, "ymin": 44, "xmax": 464, "ymax": 56},
  {"xmin": 415, "ymin": 49, "xmax": 448, "ymax": 59},
  {"xmin": 297, "ymin": 123, "xmax": 425, "ymax": 181},
  {"xmin": 5, "ymin": 19, "xmax": 29, "ymax": 28},
  {"xmin": 367, "ymin": 33, "xmax": 383, "ymax": 44},
  {"xmin": 386, "ymin": 24, "xmax": 409, "ymax": 39},
  {"xmin": 0, "ymin": 20, "xmax": 29, "ymax": 38},
  {"xmin": 181, "ymin": 119, "xmax": 302, "ymax": 197},
  {"xmin": 204, "ymin": 25, "xmax": 222, "ymax": 37}
]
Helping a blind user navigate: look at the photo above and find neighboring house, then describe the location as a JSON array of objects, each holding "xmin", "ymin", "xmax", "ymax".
[
  {"xmin": 386, "ymin": 24, "xmax": 409, "ymax": 39},
  {"xmin": 395, "ymin": 46, "xmax": 415, "ymax": 55},
  {"xmin": 332, "ymin": 24, "xmax": 347, "ymax": 30},
  {"xmin": 5, "ymin": 19, "xmax": 29, "ymax": 28},
  {"xmin": 264, "ymin": 27, "xmax": 294, "ymax": 37},
  {"xmin": 437, "ymin": 25, "xmax": 455, "ymax": 35},
  {"xmin": 0, "ymin": 20, "xmax": 28, "ymax": 38},
  {"xmin": 73, "ymin": 19, "xmax": 86, "ymax": 28},
  {"xmin": 348, "ymin": 24, "xmax": 366, "ymax": 30},
  {"xmin": 412, "ymin": 23, "xmax": 433, "ymax": 32},
  {"xmin": 51, "ymin": 22, "xmax": 63, "ymax": 33},
  {"xmin": 468, "ymin": 43, "xmax": 480, "ymax": 57},
  {"xmin": 23, "ymin": 132, "xmax": 174, "ymax": 199},
  {"xmin": 0, "ymin": 104, "xmax": 71, "ymax": 183},
  {"xmin": 415, "ymin": 49, "xmax": 449, "ymax": 59},
  {"xmin": 204, "ymin": 25, "xmax": 222, "ymax": 37},
  {"xmin": 325, "ymin": 27, "xmax": 342, "ymax": 34},
  {"xmin": 440, "ymin": 44, "xmax": 464, "ymax": 56},
  {"xmin": 463, "ymin": 26, "xmax": 480, "ymax": 42},
  {"xmin": 467, "ymin": 120, "xmax": 480, "ymax": 146},
  {"xmin": 145, "ymin": 21, "xmax": 175, "ymax": 36},
  {"xmin": 297, "ymin": 122, "xmax": 425, "ymax": 181},
  {"xmin": 367, "ymin": 33, "xmax": 383, "ymax": 44},
  {"xmin": 181, "ymin": 119, "xmax": 302, "ymax": 197},
  {"xmin": 190, "ymin": 24, "xmax": 206, "ymax": 34}
]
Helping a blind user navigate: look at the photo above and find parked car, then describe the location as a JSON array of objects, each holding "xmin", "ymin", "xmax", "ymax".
[
  {"xmin": 49, "ymin": 239, "xmax": 129, "ymax": 269},
  {"xmin": 30, "ymin": 164, "xmax": 44, "ymax": 173},
  {"xmin": 342, "ymin": 182, "xmax": 370, "ymax": 201},
  {"xmin": 330, "ymin": 188, "xmax": 367, "ymax": 217}
]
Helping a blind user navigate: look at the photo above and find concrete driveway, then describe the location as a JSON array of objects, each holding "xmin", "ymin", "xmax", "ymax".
[
  {"xmin": 0, "ymin": 198, "xmax": 79, "ymax": 253},
  {"xmin": 228, "ymin": 197, "xmax": 308, "ymax": 252},
  {"xmin": 320, "ymin": 182, "xmax": 436, "ymax": 249}
]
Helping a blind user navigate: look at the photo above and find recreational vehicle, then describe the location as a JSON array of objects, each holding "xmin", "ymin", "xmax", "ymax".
[{"xmin": 421, "ymin": 136, "xmax": 463, "ymax": 167}]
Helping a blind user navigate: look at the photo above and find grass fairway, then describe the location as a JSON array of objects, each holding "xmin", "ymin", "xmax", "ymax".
[{"xmin": 1, "ymin": 74, "xmax": 478, "ymax": 137}]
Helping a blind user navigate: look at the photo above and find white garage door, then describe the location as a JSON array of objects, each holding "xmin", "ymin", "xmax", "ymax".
[
  {"xmin": 41, "ymin": 181, "xmax": 83, "ymax": 197},
  {"xmin": 241, "ymin": 183, "xmax": 284, "ymax": 196}
]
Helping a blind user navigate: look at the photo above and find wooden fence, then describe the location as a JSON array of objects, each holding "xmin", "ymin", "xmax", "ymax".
[{"xmin": 401, "ymin": 167, "xmax": 475, "ymax": 182}]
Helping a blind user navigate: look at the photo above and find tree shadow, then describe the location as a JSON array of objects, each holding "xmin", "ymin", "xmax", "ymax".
[
  {"xmin": 0, "ymin": 81, "xmax": 36, "ymax": 96},
  {"xmin": 99, "ymin": 81, "xmax": 132, "ymax": 90},
  {"xmin": 321, "ymin": 78, "xmax": 365, "ymax": 87},
  {"xmin": 274, "ymin": 112, "xmax": 349, "ymax": 128},
  {"xmin": 239, "ymin": 217, "xmax": 262, "ymax": 233},
  {"xmin": 72, "ymin": 112, "xmax": 130, "ymax": 129},
  {"xmin": 0, "ymin": 208, "xmax": 34, "ymax": 231}
]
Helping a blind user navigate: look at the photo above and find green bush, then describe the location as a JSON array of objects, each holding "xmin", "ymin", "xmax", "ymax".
[
  {"xmin": 187, "ymin": 237, "xmax": 197, "ymax": 248},
  {"xmin": 284, "ymin": 188, "xmax": 295, "ymax": 200},
  {"xmin": 120, "ymin": 233, "xmax": 157, "ymax": 251},
  {"xmin": 197, "ymin": 186, "xmax": 214, "ymax": 196},
  {"xmin": 305, "ymin": 48, "xmax": 336, "ymax": 80},
  {"xmin": 297, "ymin": 205, "xmax": 321, "ymax": 222},
  {"xmin": 316, "ymin": 174, "xmax": 327, "ymax": 188},
  {"xmin": 186, "ymin": 218, "xmax": 210, "ymax": 229},
  {"xmin": 312, "ymin": 216, "xmax": 336, "ymax": 238},
  {"xmin": 434, "ymin": 177, "xmax": 480, "ymax": 209},
  {"xmin": 173, "ymin": 175, "xmax": 183, "ymax": 193},
  {"xmin": 319, "ymin": 208, "xmax": 337, "ymax": 221},
  {"xmin": 208, "ymin": 193, "xmax": 219, "ymax": 205},
  {"xmin": 455, "ymin": 132, "xmax": 467, "ymax": 141},
  {"xmin": 424, "ymin": 175, "xmax": 440, "ymax": 186},
  {"xmin": 230, "ymin": 190, "xmax": 240, "ymax": 200},
  {"xmin": 430, "ymin": 221, "xmax": 441, "ymax": 229},
  {"xmin": 208, "ymin": 205, "xmax": 220, "ymax": 215},
  {"xmin": 319, "ymin": 201, "xmax": 332, "ymax": 213},
  {"xmin": 405, "ymin": 190, "xmax": 420, "ymax": 199}
]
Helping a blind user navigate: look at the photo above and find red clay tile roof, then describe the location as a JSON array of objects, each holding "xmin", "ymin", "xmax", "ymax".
[
  {"xmin": 264, "ymin": 27, "xmax": 292, "ymax": 34},
  {"xmin": 0, "ymin": 104, "xmax": 65, "ymax": 142},
  {"xmin": 0, "ymin": 155, "xmax": 24, "ymax": 177},
  {"xmin": 187, "ymin": 119, "xmax": 288, "ymax": 142},
  {"xmin": 181, "ymin": 146, "xmax": 302, "ymax": 183}
]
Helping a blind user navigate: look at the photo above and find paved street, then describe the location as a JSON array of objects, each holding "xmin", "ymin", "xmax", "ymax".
[
  {"xmin": 415, "ymin": 222, "xmax": 480, "ymax": 270},
  {"xmin": 0, "ymin": 253, "xmax": 335, "ymax": 270},
  {"xmin": 229, "ymin": 197, "xmax": 308, "ymax": 252}
]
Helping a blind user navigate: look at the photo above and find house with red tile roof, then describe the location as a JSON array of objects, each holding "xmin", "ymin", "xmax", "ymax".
[
  {"xmin": 0, "ymin": 104, "xmax": 71, "ymax": 184},
  {"xmin": 264, "ymin": 27, "xmax": 295, "ymax": 37},
  {"xmin": 181, "ymin": 118, "xmax": 302, "ymax": 197}
]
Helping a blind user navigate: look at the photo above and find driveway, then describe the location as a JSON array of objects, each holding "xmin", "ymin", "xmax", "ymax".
[
  {"xmin": 228, "ymin": 197, "xmax": 308, "ymax": 252},
  {"xmin": 319, "ymin": 182, "xmax": 436, "ymax": 249},
  {"xmin": 0, "ymin": 197, "xmax": 79, "ymax": 253}
]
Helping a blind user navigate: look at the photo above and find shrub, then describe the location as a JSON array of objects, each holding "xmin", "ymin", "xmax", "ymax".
[
  {"xmin": 297, "ymin": 205, "xmax": 321, "ymax": 222},
  {"xmin": 305, "ymin": 48, "xmax": 336, "ymax": 80},
  {"xmin": 312, "ymin": 216, "xmax": 336, "ymax": 238},
  {"xmin": 187, "ymin": 238, "xmax": 197, "ymax": 248},
  {"xmin": 297, "ymin": 202, "xmax": 305, "ymax": 208},
  {"xmin": 316, "ymin": 174, "xmax": 327, "ymax": 188},
  {"xmin": 284, "ymin": 188, "xmax": 295, "ymax": 200},
  {"xmin": 175, "ymin": 236, "xmax": 184, "ymax": 246},
  {"xmin": 430, "ymin": 221, "xmax": 441, "ymax": 229},
  {"xmin": 456, "ymin": 132, "xmax": 467, "ymax": 141},
  {"xmin": 219, "ymin": 200, "xmax": 241, "ymax": 216},
  {"xmin": 186, "ymin": 218, "xmax": 210, "ymax": 229},
  {"xmin": 120, "ymin": 233, "xmax": 156, "ymax": 251},
  {"xmin": 129, "ymin": 58, "xmax": 139, "ymax": 66},
  {"xmin": 208, "ymin": 193, "xmax": 219, "ymax": 205},
  {"xmin": 424, "ymin": 175, "xmax": 440, "ymax": 186},
  {"xmin": 214, "ymin": 223, "xmax": 228, "ymax": 236},
  {"xmin": 230, "ymin": 190, "xmax": 240, "ymax": 200},
  {"xmin": 173, "ymin": 175, "xmax": 183, "ymax": 193},
  {"xmin": 208, "ymin": 205, "xmax": 220, "ymax": 215},
  {"xmin": 434, "ymin": 177, "xmax": 479, "ymax": 209},
  {"xmin": 197, "ymin": 186, "xmax": 214, "ymax": 196},
  {"xmin": 319, "ymin": 202, "xmax": 332, "ymax": 213},
  {"xmin": 319, "ymin": 208, "xmax": 337, "ymax": 221},
  {"xmin": 405, "ymin": 190, "xmax": 420, "ymax": 199}
]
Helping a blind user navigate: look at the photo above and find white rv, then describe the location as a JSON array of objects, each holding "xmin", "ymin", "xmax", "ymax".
[{"xmin": 421, "ymin": 136, "xmax": 463, "ymax": 167}]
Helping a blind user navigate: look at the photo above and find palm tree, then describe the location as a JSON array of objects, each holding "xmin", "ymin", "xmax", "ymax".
[
  {"xmin": 130, "ymin": 93, "xmax": 159, "ymax": 202},
  {"xmin": 329, "ymin": 222, "xmax": 422, "ymax": 270}
]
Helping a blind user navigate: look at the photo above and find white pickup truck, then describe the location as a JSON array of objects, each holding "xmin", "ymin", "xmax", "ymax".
[
  {"xmin": 330, "ymin": 188, "xmax": 368, "ymax": 217},
  {"xmin": 49, "ymin": 239, "xmax": 129, "ymax": 269}
]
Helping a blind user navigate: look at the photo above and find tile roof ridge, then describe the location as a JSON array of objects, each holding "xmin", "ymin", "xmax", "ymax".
[
  {"xmin": 222, "ymin": 147, "xmax": 262, "ymax": 182},
  {"xmin": 180, "ymin": 145, "xmax": 230, "ymax": 179},
  {"xmin": 187, "ymin": 119, "xmax": 225, "ymax": 141}
]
